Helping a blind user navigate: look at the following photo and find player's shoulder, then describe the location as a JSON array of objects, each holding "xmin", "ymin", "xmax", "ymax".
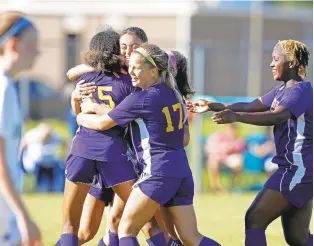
[
  {"xmin": 296, "ymin": 81, "xmax": 312, "ymax": 92},
  {"xmin": 76, "ymin": 72, "xmax": 99, "ymax": 83}
]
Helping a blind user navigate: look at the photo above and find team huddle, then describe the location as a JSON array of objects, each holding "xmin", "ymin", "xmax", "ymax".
[{"xmin": 0, "ymin": 11, "xmax": 312, "ymax": 246}]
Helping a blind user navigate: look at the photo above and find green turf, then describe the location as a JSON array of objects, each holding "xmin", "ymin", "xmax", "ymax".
[{"xmin": 23, "ymin": 193, "xmax": 297, "ymax": 246}]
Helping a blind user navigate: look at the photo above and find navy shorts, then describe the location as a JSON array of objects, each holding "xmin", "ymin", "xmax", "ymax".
[
  {"xmin": 135, "ymin": 173, "xmax": 194, "ymax": 207},
  {"xmin": 89, "ymin": 174, "xmax": 114, "ymax": 206},
  {"xmin": 66, "ymin": 154, "xmax": 137, "ymax": 188},
  {"xmin": 264, "ymin": 166, "xmax": 313, "ymax": 208}
]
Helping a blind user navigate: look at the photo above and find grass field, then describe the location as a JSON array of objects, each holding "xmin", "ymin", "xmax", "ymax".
[{"xmin": 23, "ymin": 193, "xmax": 295, "ymax": 246}]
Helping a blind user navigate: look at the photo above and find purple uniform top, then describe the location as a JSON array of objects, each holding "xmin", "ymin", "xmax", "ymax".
[
  {"xmin": 261, "ymin": 81, "xmax": 313, "ymax": 180},
  {"xmin": 108, "ymin": 82, "xmax": 191, "ymax": 178},
  {"xmin": 70, "ymin": 72, "xmax": 136, "ymax": 162}
]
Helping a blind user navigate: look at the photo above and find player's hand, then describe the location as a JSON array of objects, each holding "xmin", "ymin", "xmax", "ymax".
[
  {"xmin": 186, "ymin": 99, "xmax": 211, "ymax": 114},
  {"xmin": 72, "ymin": 80, "xmax": 96, "ymax": 101},
  {"xmin": 112, "ymin": 68, "xmax": 128, "ymax": 78},
  {"xmin": 67, "ymin": 64, "xmax": 95, "ymax": 81},
  {"xmin": 212, "ymin": 109, "xmax": 238, "ymax": 124},
  {"xmin": 81, "ymin": 99, "xmax": 98, "ymax": 114},
  {"xmin": 17, "ymin": 217, "xmax": 41, "ymax": 246}
]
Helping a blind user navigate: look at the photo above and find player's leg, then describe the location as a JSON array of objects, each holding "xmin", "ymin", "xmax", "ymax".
[
  {"xmin": 165, "ymin": 176, "xmax": 220, "ymax": 246},
  {"xmin": 99, "ymin": 162, "xmax": 165, "ymax": 244},
  {"xmin": 117, "ymin": 186, "xmax": 165, "ymax": 246},
  {"xmin": 61, "ymin": 179, "xmax": 90, "ymax": 245},
  {"xmin": 78, "ymin": 194, "xmax": 105, "ymax": 245},
  {"xmin": 60, "ymin": 155, "xmax": 97, "ymax": 245},
  {"xmin": 281, "ymin": 199, "xmax": 312, "ymax": 246},
  {"xmin": 244, "ymin": 188, "xmax": 291, "ymax": 246},
  {"xmin": 160, "ymin": 207, "xmax": 181, "ymax": 245}
]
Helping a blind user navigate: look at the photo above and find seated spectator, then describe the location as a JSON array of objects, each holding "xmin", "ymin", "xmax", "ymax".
[
  {"xmin": 244, "ymin": 126, "xmax": 277, "ymax": 175},
  {"xmin": 19, "ymin": 123, "xmax": 66, "ymax": 192},
  {"xmin": 204, "ymin": 124, "xmax": 246, "ymax": 193}
]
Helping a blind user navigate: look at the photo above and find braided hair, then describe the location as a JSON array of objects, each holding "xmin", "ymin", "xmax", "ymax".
[{"xmin": 275, "ymin": 39, "xmax": 310, "ymax": 77}]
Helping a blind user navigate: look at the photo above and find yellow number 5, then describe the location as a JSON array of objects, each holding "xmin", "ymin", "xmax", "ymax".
[
  {"xmin": 98, "ymin": 86, "xmax": 115, "ymax": 108},
  {"xmin": 162, "ymin": 103, "xmax": 183, "ymax": 132}
]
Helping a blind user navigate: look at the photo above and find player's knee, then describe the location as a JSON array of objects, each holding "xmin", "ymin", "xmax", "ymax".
[
  {"xmin": 118, "ymin": 218, "xmax": 138, "ymax": 237},
  {"xmin": 284, "ymin": 233, "xmax": 308, "ymax": 246},
  {"xmin": 109, "ymin": 210, "xmax": 122, "ymax": 231},
  {"xmin": 245, "ymin": 208, "xmax": 265, "ymax": 229},
  {"xmin": 78, "ymin": 228, "xmax": 96, "ymax": 244}
]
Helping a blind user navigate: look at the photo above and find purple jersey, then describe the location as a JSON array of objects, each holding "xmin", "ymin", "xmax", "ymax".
[
  {"xmin": 261, "ymin": 81, "xmax": 313, "ymax": 179},
  {"xmin": 108, "ymin": 82, "xmax": 191, "ymax": 178},
  {"xmin": 70, "ymin": 72, "xmax": 136, "ymax": 162}
]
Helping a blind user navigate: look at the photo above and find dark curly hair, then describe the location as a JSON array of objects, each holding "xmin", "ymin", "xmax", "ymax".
[
  {"xmin": 172, "ymin": 51, "xmax": 195, "ymax": 99},
  {"xmin": 84, "ymin": 29, "xmax": 121, "ymax": 73},
  {"xmin": 121, "ymin": 26, "xmax": 148, "ymax": 43}
]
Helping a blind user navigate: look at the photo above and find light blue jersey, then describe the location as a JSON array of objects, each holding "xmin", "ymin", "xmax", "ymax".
[{"xmin": 0, "ymin": 66, "xmax": 22, "ymax": 245}]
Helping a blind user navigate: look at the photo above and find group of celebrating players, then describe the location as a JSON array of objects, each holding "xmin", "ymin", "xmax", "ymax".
[{"xmin": 0, "ymin": 10, "xmax": 312, "ymax": 246}]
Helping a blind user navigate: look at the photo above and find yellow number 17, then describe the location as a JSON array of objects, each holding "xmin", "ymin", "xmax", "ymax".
[{"xmin": 162, "ymin": 103, "xmax": 183, "ymax": 132}]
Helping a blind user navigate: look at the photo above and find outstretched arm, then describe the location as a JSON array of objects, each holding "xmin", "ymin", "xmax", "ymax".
[
  {"xmin": 212, "ymin": 105, "xmax": 291, "ymax": 126},
  {"xmin": 187, "ymin": 98, "xmax": 268, "ymax": 114}
]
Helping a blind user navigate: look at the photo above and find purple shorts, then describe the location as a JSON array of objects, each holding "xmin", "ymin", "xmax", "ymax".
[
  {"xmin": 89, "ymin": 174, "xmax": 114, "ymax": 206},
  {"xmin": 135, "ymin": 173, "xmax": 194, "ymax": 207},
  {"xmin": 66, "ymin": 154, "xmax": 137, "ymax": 188},
  {"xmin": 264, "ymin": 166, "xmax": 313, "ymax": 208}
]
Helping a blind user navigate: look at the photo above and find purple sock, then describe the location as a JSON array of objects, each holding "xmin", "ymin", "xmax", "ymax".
[
  {"xmin": 98, "ymin": 237, "xmax": 107, "ymax": 246},
  {"xmin": 167, "ymin": 237, "xmax": 183, "ymax": 246},
  {"xmin": 146, "ymin": 232, "xmax": 167, "ymax": 246},
  {"xmin": 60, "ymin": 234, "xmax": 78, "ymax": 246},
  {"xmin": 109, "ymin": 231, "xmax": 119, "ymax": 246},
  {"xmin": 306, "ymin": 234, "xmax": 313, "ymax": 246},
  {"xmin": 55, "ymin": 239, "xmax": 61, "ymax": 246},
  {"xmin": 199, "ymin": 236, "xmax": 221, "ymax": 246},
  {"xmin": 119, "ymin": 236, "xmax": 140, "ymax": 246},
  {"xmin": 245, "ymin": 229, "xmax": 266, "ymax": 246}
]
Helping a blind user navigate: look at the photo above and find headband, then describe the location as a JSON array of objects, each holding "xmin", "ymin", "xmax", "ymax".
[
  {"xmin": 135, "ymin": 47, "xmax": 157, "ymax": 67},
  {"xmin": 0, "ymin": 17, "xmax": 33, "ymax": 45}
]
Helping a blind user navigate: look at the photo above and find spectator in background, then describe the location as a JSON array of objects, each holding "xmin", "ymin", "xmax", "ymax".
[
  {"xmin": 204, "ymin": 124, "xmax": 246, "ymax": 192},
  {"xmin": 19, "ymin": 123, "xmax": 66, "ymax": 192},
  {"xmin": 244, "ymin": 126, "xmax": 277, "ymax": 175}
]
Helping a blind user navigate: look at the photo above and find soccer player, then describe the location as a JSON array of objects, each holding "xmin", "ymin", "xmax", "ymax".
[
  {"xmin": 0, "ymin": 11, "xmax": 41, "ymax": 246},
  {"xmin": 59, "ymin": 29, "xmax": 138, "ymax": 246},
  {"xmin": 188, "ymin": 40, "xmax": 312, "ymax": 246},
  {"xmin": 77, "ymin": 44, "xmax": 221, "ymax": 246}
]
